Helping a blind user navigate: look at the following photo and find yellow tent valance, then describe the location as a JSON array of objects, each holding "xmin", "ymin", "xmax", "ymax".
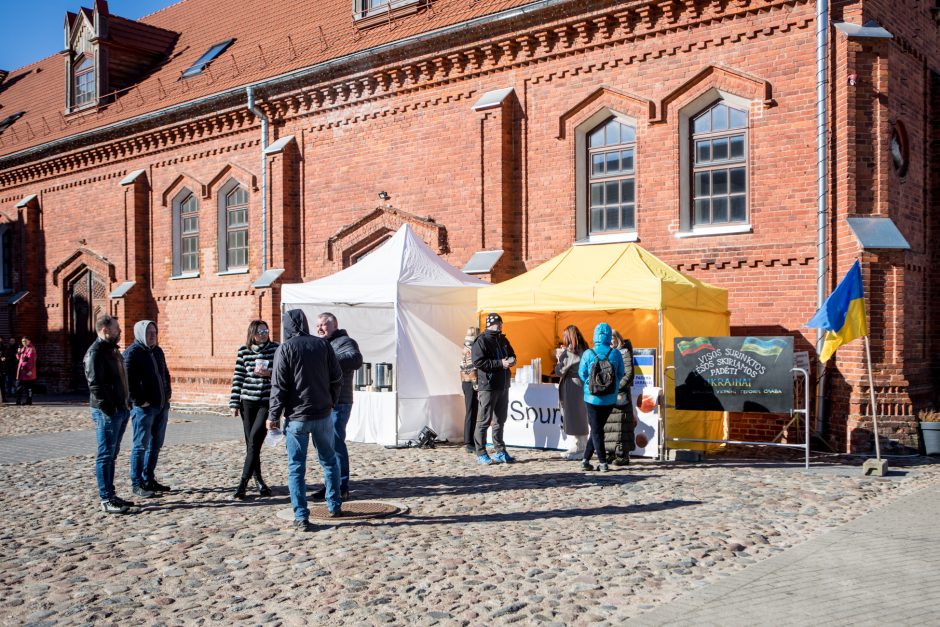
[{"xmin": 477, "ymin": 242, "xmax": 728, "ymax": 314}]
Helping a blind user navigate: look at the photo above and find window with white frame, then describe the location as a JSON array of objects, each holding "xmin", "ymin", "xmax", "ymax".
[
  {"xmin": 0, "ymin": 225, "xmax": 11, "ymax": 293},
  {"xmin": 223, "ymin": 185, "xmax": 248, "ymax": 270},
  {"xmin": 587, "ymin": 117, "xmax": 637, "ymax": 235},
  {"xmin": 172, "ymin": 189, "xmax": 199, "ymax": 276},
  {"xmin": 73, "ymin": 56, "xmax": 96, "ymax": 108},
  {"xmin": 690, "ymin": 101, "xmax": 748, "ymax": 227}
]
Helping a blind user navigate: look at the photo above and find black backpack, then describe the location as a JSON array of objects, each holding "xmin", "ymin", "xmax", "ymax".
[{"xmin": 586, "ymin": 349, "xmax": 616, "ymax": 396}]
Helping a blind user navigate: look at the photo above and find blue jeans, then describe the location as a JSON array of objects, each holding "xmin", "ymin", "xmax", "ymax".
[
  {"xmin": 285, "ymin": 417, "xmax": 341, "ymax": 521},
  {"xmin": 332, "ymin": 403, "xmax": 352, "ymax": 492},
  {"xmin": 130, "ymin": 404, "xmax": 169, "ymax": 487},
  {"xmin": 92, "ymin": 407, "xmax": 130, "ymax": 501}
]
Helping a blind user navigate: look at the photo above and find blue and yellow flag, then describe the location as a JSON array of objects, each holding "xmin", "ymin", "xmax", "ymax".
[{"xmin": 806, "ymin": 260, "xmax": 867, "ymax": 362}]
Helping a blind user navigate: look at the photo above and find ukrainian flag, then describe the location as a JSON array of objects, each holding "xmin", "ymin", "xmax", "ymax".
[{"xmin": 806, "ymin": 260, "xmax": 867, "ymax": 362}]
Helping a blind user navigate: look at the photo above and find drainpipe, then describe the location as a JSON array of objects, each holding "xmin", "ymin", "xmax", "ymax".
[
  {"xmin": 814, "ymin": 0, "xmax": 829, "ymax": 437},
  {"xmin": 246, "ymin": 86, "xmax": 269, "ymax": 272}
]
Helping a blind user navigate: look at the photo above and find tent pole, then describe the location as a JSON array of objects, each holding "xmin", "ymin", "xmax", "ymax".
[{"xmin": 658, "ymin": 309, "xmax": 666, "ymax": 461}]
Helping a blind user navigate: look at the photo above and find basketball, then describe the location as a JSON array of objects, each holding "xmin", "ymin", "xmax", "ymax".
[{"xmin": 635, "ymin": 433, "xmax": 649, "ymax": 448}]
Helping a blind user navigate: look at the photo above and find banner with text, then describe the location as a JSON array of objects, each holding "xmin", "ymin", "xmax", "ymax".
[{"xmin": 674, "ymin": 336, "xmax": 794, "ymax": 414}]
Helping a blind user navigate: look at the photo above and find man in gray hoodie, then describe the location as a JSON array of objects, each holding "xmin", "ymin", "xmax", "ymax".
[{"xmin": 123, "ymin": 320, "xmax": 173, "ymax": 498}]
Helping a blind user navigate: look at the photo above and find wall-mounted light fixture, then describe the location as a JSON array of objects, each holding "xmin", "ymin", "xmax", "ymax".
[
  {"xmin": 378, "ymin": 191, "xmax": 390, "ymax": 201},
  {"xmin": 847, "ymin": 73, "xmax": 858, "ymax": 86}
]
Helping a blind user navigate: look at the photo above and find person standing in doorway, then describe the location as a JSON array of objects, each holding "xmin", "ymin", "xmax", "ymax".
[
  {"xmin": 268, "ymin": 309, "xmax": 344, "ymax": 532},
  {"xmin": 471, "ymin": 313, "xmax": 516, "ymax": 465},
  {"xmin": 578, "ymin": 322, "xmax": 625, "ymax": 473},
  {"xmin": 311, "ymin": 312, "xmax": 362, "ymax": 502},
  {"xmin": 229, "ymin": 320, "xmax": 279, "ymax": 499},
  {"xmin": 84, "ymin": 314, "xmax": 135, "ymax": 514},
  {"xmin": 123, "ymin": 320, "xmax": 173, "ymax": 498},
  {"xmin": 459, "ymin": 327, "xmax": 479, "ymax": 453},
  {"xmin": 15, "ymin": 336, "xmax": 37, "ymax": 405}
]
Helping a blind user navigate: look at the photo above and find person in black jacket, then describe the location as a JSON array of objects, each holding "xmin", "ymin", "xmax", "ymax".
[
  {"xmin": 311, "ymin": 312, "xmax": 362, "ymax": 501},
  {"xmin": 267, "ymin": 309, "xmax": 344, "ymax": 532},
  {"xmin": 123, "ymin": 320, "xmax": 173, "ymax": 498},
  {"xmin": 84, "ymin": 314, "xmax": 135, "ymax": 515},
  {"xmin": 471, "ymin": 313, "xmax": 516, "ymax": 465}
]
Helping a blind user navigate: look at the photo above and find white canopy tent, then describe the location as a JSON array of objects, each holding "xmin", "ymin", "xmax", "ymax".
[{"xmin": 280, "ymin": 225, "xmax": 486, "ymax": 445}]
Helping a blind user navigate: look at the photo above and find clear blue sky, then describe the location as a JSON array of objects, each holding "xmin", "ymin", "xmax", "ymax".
[{"xmin": 1, "ymin": 0, "xmax": 178, "ymax": 71}]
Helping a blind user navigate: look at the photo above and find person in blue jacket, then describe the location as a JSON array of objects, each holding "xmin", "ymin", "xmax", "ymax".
[{"xmin": 578, "ymin": 322, "xmax": 625, "ymax": 472}]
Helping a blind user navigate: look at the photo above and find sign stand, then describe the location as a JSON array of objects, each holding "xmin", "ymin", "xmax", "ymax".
[{"xmin": 664, "ymin": 367, "xmax": 812, "ymax": 470}]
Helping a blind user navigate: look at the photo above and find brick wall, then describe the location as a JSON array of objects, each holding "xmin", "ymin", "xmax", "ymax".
[{"xmin": 1, "ymin": 0, "xmax": 937, "ymax": 450}]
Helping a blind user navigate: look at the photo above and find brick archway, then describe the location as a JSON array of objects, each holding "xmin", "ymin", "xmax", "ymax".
[{"xmin": 327, "ymin": 206, "xmax": 448, "ymax": 270}]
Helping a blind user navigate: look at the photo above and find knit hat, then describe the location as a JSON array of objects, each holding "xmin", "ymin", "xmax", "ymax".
[
  {"xmin": 464, "ymin": 326, "xmax": 479, "ymax": 347},
  {"xmin": 485, "ymin": 313, "xmax": 502, "ymax": 327}
]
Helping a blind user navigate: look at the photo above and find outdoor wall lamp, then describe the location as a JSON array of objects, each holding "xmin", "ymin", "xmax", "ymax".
[
  {"xmin": 847, "ymin": 73, "xmax": 858, "ymax": 86},
  {"xmin": 378, "ymin": 191, "xmax": 390, "ymax": 201}
]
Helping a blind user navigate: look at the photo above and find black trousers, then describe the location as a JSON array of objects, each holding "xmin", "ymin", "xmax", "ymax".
[
  {"xmin": 15, "ymin": 380, "xmax": 33, "ymax": 405},
  {"xmin": 239, "ymin": 399, "xmax": 269, "ymax": 485},
  {"xmin": 583, "ymin": 402, "xmax": 614, "ymax": 465},
  {"xmin": 462, "ymin": 381, "xmax": 478, "ymax": 447}
]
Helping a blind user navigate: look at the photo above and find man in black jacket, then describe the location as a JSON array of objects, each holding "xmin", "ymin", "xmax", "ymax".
[
  {"xmin": 123, "ymin": 320, "xmax": 173, "ymax": 498},
  {"xmin": 471, "ymin": 313, "xmax": 517, "ymax": 465},
  {"xmin": 84, "ymin": 314, "xmax": 135, "ymax": 514},
  {"xmin": 312, "ymin": 312, "xmax": 362, "ymax": 501},
  {"xmin": 268, "ymin": 309, "xmax": 344, "ymax": 532}
]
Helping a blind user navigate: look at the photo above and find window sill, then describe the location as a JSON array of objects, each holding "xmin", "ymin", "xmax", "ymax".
[
  {"xmin": 217, "ymin": 268, "xmax": 249, "ymax": 276},
  {"xmin": 577, "ymin": 232, "xmax": 639, "ymax": 245},
  {"xmin": 676, "ymin": 224, "xmax": 752, "ymax": 238},
  {"xmin": 170, "ymin": 273, "xmax": 200, "ymax": 280}
]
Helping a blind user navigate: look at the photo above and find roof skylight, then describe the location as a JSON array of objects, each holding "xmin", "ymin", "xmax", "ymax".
[
  {"xmin": 0, "ymin": 111, "xmax": 25, "ymax": 135},
  {"xmin": 181, "ymin": 38, "xmax": 235, "ymax": 79}
]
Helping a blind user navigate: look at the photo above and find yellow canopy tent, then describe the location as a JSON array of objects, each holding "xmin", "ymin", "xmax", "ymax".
[{"xmin": 476, "ymin": 242, "xmax": 730, "ymax": 454}]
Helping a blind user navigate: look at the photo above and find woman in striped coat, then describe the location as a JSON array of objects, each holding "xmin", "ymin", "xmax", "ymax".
[{"xmin": 230, "ymin": 320, "xmax": 279, "ymax": 499}]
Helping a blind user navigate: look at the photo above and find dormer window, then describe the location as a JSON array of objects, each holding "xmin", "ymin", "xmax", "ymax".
[
  {"xmin": 73, "ymin": 56, "xmax": 96, "ymax": 108},
  {"xmin": 181, "ymin": 39, "xmax": 234, "ymax": 79}
]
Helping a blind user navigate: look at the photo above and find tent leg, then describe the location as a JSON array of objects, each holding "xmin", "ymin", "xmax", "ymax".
[{"xmin": 658, "ymin": 309, "xmax": 666, "ymax": 462}]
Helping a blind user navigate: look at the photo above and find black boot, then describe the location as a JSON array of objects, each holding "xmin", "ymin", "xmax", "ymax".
[
  {"xmin": 254, "ymin": 476, "xmax": 272, "ymax": 497},
  {"xmin": 233, "ymin": 479, "xmax": 248, "ymax": 500}
]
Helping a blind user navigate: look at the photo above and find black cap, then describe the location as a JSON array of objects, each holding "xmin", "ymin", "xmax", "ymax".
[{"xmin": 486, "ymin": 313, "xmax": 502, "ymax": 327}]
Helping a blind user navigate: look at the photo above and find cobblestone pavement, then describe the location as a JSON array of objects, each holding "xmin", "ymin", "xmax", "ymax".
[{"xmin": 1, "ymin": 403, "xmax": 938, "ymax": 625}]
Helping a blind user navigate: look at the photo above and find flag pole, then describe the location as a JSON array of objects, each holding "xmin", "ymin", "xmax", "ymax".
[{"xmin": 863, "ymin": 335, "xmax": 880, "ymax": 461}]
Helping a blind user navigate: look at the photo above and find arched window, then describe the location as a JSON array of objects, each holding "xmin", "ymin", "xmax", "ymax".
[
  {"xmin": 172, "ymin": 189, "xmax": 199, "ymax": 277},
  {"xmin": 691, "ymin": 101, "xmax": 748, "ymax": 227},
  {"xmin": 73, "ymin": 56, "xmax": 96, "ymax": 108},
  {"xmin": 0, "ymin": 225, "xmax": 12, "ymax": 293},
  {"xmin": 224, "ymin": 186, "xmax": 249, "ymax": 270},
  {"xmin": 587, "ymin": 117, "xmax": 636, "ymax": 234}
]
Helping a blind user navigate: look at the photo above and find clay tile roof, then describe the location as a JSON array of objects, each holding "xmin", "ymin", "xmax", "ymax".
[{"xmin": 0, "ymin": 0, "xmax": 541, "ymax": 161}]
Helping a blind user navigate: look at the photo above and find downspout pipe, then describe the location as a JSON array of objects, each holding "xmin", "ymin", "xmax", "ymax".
[
  {"xmin": 246, "ymin": 86, "xmax": 269, "ymax": 273},
  {"xmin": 814, "ymin": 0, "xmax": 829, "ymax": 438}
]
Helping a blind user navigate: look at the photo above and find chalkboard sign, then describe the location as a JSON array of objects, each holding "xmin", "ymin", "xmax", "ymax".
[{"xmin": 674, "ymin": 336, "xmax": 794, "ymax": 414}]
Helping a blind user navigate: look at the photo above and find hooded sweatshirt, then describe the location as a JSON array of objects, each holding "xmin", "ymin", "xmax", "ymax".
[
  {"xmin": 269, "ymin": 310, "xmax": 343, "ymax": 421},
  {"xmin": 122, "ymin": 320, "xmax": 172, "ymax": 408},
  {"xmin": 578, "ymin": 322, "xmax": 625, "ymax": 406}
]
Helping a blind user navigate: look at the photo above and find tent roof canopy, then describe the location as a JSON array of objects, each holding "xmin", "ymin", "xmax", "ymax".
[
  {"xmin": 477, "ymin": 242, "xmax": 728, "ymax": 314},
  {"xmin": 282, "ymin": 224, "xmax": 486, "ymax": 305}
]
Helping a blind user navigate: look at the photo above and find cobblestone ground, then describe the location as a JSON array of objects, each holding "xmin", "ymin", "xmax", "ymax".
[{"xmin": 1, "ymin": 404, "xmax": 938, "ymax": 626}]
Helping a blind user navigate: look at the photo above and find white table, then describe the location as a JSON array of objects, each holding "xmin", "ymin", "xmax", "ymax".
[{"xmin": 347, "ymin": 390, "xmax": 397, "ymax": 446}]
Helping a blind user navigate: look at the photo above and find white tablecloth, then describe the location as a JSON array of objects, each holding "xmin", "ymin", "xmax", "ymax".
[{"xmin": 347, "ymin": 391, "xmax": 397, "ymax": 446}]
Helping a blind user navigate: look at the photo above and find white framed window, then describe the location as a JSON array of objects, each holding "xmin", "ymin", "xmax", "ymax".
[
  {"xmin": 172, "ymin": 189, "xmax": 200, "ymax": 277},
  {"xmin": 0, "ymin": 225, "xmax": 12, "ymax": 293},
  {"xmin": 217, "ymin": 180, "xmax": 249, "ymax": 271},
  {"xmin": 573, "ymin": 107, "xmax": 640, "ymax": 243},
  {"xmin": 73, "ymin": 55, "xmax": 96, "ymax": 108},
  {"xmin": 677, "ymin": 89, "xmax": 753, "ymax": 237}
]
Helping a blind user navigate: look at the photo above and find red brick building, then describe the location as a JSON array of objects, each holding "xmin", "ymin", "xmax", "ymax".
[{"xmin": 0, "ymin": 0, "xmax": 937, "ymax": 451}]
